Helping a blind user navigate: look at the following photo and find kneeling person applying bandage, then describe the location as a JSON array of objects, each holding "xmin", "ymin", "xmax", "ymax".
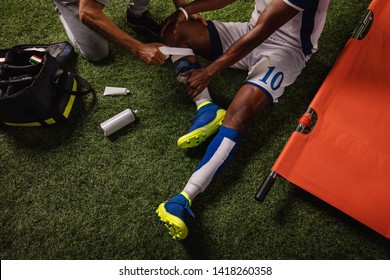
[
  {"xmin": 156, "ymin": 0, "xmax": 330, "ymax": 240},
  {"xmin": 53, "ymin": 0, "xmax": 192, "ymax": 64}
]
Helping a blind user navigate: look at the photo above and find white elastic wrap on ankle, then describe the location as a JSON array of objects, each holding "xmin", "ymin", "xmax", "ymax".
[{"xmin": 159, "ymin": 46, "xmax": 194, "ymax": 61}]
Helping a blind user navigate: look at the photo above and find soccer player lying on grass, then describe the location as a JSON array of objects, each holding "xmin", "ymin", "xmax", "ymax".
[{"xmin": 156, "ymin": 0, "xmax": 330, "ymax": 240}]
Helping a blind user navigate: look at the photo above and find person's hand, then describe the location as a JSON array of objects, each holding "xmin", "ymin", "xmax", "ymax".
[
  {"xmin": 161, "ymin": 10, "xmax": 207, "ymax": 37},
  {"xmin": 181, "ymin": 68, "xmax": 213, "ymax": 98},
  {"xmin": 189, "ymin": 13, "xmax": 208, "ymax": 27},
  {"xmin": 136, "ymin": 43, "xmax": 166, "ymax": 65},
  {"xmin": 161, "ymin": 9, "xmax": 187, "ymax": 36}
]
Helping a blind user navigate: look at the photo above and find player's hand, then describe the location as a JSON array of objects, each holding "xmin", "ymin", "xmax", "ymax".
[
  {"xmin": 181, "ymin": 68, "xmax": 213, "ymax": 98},
  {"xmin": 189, "ymin": 13, "xmax": 208, "ymax": 27},
  {"xmin": 136, "ymin": 43, "xmax": 166, "ymax": 65},
  {"xmin": 161, "ymin": 9, "xmax": 187, "ymax": 37}
]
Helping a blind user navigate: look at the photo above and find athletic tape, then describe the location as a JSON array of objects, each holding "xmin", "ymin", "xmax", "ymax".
[{"xmin": 159, "ymin": 46, "xmax": 194, "ymax": 60}]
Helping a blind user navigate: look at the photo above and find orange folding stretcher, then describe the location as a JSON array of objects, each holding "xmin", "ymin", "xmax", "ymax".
[{"xmin": 255, "ymin": 0, "xmax": 390, "ymax": 239}]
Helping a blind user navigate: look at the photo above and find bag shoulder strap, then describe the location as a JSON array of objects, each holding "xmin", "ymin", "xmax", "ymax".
[{"xmin": 53, "ymin": 69, "xmax": 92, "ymax": 96}]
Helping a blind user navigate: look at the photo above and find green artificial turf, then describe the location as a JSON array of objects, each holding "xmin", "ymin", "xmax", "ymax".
[{"xmin": 0, "ymin": 0, "xmax": 389, "ymax": 260}]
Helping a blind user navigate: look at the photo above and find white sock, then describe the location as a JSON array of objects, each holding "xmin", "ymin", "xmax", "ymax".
[{"xmin": 194, "ymin": 88, "xmax": 212, "ymax": 108}]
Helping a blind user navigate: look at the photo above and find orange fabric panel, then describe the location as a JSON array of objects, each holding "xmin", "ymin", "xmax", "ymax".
[{"xmin": 273, "ymin": 0, "xmax": 390, "ymax": 238}]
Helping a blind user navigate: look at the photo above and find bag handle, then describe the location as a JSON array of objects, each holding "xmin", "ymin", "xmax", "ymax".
[{"xmin": 53, "ymin": 69, "xmax": 92, "ymax": 96}]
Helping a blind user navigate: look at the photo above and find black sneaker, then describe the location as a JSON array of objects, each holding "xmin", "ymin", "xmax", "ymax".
[{"xmin": 126, "ymin": 9, "xmax": 163, "ymax": 38}]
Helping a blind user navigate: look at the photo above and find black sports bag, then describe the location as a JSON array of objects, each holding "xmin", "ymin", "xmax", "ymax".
[{"xmin": 0, "ymin": 42, "xmax": 92, "ymax": 126}]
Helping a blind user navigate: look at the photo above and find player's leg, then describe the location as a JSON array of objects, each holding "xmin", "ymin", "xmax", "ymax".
[
  {"xmin": 126, "ymin": 0, "xmax": 162, "ymax": 37},
  {"xmin": 222, "ymin": 84, "xmax": 269, "ymax": 132},
  {"xmin": 163, "ymin": 20, "xmax": 216, "ymax": 59},
  {"xmin": 53, "ymin": 0, "xmax": 109, "ymax": 62},
  {"xmin": 163, "ymin": 21, "xmax": 226, "ymax": 149},
  {"xmin": 181, "ymin": 84, "xmax": 269, "ymax": 195},
  {"xmin": 156, "ymin": 84, "xmax": 269, "ymax": 240},
  {"xmin": 178, "ymin": 46, "xmax": 306, "ymax": 203},
  {"xmin": 156, "ymin": 42, "xmax": 306, "ymax": 240}
]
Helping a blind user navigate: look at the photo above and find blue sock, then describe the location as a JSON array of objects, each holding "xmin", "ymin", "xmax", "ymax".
[{"xmin": 175, "ymin": 60, "xmax": 200, "ymax": 75}]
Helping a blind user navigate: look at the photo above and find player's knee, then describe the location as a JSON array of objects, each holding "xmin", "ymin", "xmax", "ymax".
[
  {"xmin": 163, "ymin": 24, "xmax": 188, "ymax": 47},
  {"xmin": 162, "ymin": 28, "xmax": 181, "ymax": 46},
  {"xmin": 223, "ymin": 107, "xmax": 257, "ymax": 132}
]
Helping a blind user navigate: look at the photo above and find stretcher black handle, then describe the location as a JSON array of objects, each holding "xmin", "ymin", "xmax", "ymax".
[
  {"xmin": 254, "ymin": 171, "xmax": 277, "ymax": 202},
  {"xmin": 255, "ymin": 108, "xmax": 314, "ymax": 202}
]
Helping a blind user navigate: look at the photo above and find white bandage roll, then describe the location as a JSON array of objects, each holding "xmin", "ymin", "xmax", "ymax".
[
  {"xmin": 159, "ymin": 46, "xmax": 194, "ymax": 61},
  {"xmin": 100, "ymin": 109, "xmax": 137, "ymax": 136}
]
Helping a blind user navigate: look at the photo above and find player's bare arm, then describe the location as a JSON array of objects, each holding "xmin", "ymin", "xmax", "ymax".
[
  {"xmin": 162, "ymin": 0, "xmax": 235, "ymax": 35},
  {"xmin": 184, "ymin": 0, "xmax": 299, "ymax": 97}
]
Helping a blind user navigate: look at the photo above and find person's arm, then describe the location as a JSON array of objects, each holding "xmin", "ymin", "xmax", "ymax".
[
  {"xmin": 172, "ymin": 0, "xmax": 207, "ymax": 26},
  {"xmin": 79, "ymin": 0, "xmax": 166, "ymax": 65},
  {"xmin": 162, "ymin": 0, "xmax": 235, "ymax": 35},
  {"xmin": 173, "ymin": 0, "xmax": 189, "ymax": 8},
  {"xmin": 182, "ymin": 0, "xmax": 236, "ymax": 15},
  {"xmin": 184, "ymin": 0, "xmax": 300, "ymax": 97}
]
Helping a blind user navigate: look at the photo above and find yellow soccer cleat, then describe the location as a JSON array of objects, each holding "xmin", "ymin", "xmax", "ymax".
[
  {"xmin": 178, "ymin": 101, "xmax": 226, "ymax": 149},
  {"xmin": 156, "ymin": 192, "xmax": 194, "ymax": 240}
]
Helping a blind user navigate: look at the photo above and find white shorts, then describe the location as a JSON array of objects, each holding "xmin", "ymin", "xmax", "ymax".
[{"xmin": 207, "ymin": 20, "xmax": 306, "ymax": 103}]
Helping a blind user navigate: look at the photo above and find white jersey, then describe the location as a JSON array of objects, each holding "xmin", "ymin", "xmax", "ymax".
[{"xmin": 249, "ymin": 0, "xmax": 330, "ymax": 56}]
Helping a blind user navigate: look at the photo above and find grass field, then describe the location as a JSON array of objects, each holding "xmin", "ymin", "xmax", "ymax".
[{"xmin": 1, "ymin": 0, "xmax": 389, "ymax": 260}]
